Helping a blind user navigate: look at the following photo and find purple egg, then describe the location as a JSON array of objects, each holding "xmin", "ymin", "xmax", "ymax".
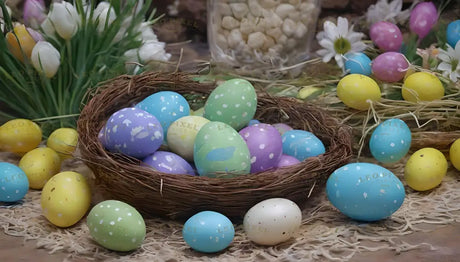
[
  {"xmin": 372, "ymin": 52, "xmax": 409, "ymax": 82},
  {"xmin": 370, "ymin": 21, "xmax": 403, "ymax": 52},
  {"xmin": 410, "ymin": 2, "xmax": 438, "ymax": 39},
  {"xmin": 103, "ymin": 107, "xmax": 163, "ymax": 158},
  {"xmin": 239, "ymin": 123, "xmax": 283, "ymax": 173},
  {"xmin": 276, "ymin": 154, "xmax": 301, "ymax": 168},
  {"xmin": 142, "ymin": 151, "xmax": 196, "ymax": 175},
  {"xmin": 272, "ymin": 123, "xmax": 293, "ymax": 136}
]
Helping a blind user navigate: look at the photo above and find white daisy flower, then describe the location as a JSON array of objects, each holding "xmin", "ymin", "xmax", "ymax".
[
  {"xmin": 437, "ymin": 41, "xmax": 460, "ymax": 82},
  {"xmin": 366, "ymin": 0, "xmax": 419, "ymax": 26},
  {"xmin": 316, "ymin": 17, "xmax": 367, "ymax": 70}
]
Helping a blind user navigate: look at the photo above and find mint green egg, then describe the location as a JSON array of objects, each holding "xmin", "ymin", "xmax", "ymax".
[
  {"xmin": 87, "ymin": 200, "xmax": 146, "ymax": 252},
  {"xmin": 204, "ymin": 79, "xmax": 257, "ymax": 131},
  {"xmin": 194, "ymin": 121, "xmax": 251, "ymax": 178}
]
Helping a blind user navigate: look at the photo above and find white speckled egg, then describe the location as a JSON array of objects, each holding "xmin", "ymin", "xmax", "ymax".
[
  {"xmin": 87, "ymin": 200, "xmax": 146, "ymax": 252},
  {"xmin": 167, "ymin": 116, "xmax": 210, "ymax": 161},
  {"xmin": 369, "ymin": 118, "xmax": 411, "ymax": 163},
  {"xmin": 326, "ymin": 163, "xmax": 405, "ymax": 222},
  {"xmin": 102, "ymin": 107, "xmax": 163, "ymax": 158},
  {"xmin": 243, "ymin": 198, "xmax": 302, "ymax": 246},
  {"xmin": 0, "ymin": 162, "xmax": 29, "ymax": 202}
]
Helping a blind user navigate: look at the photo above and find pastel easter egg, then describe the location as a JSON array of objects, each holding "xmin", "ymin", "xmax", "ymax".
[
  {"xmin": 369, "ymin": 119, "xmax": 412, "ymax": 164},
  {"xmin": 326, "ymin": 163, "xmax": 405, "ymax": 221},
  {"xmin": 410, "ymin": 1, "xmax": 438, "ymax": 39},
  {"xmin": 372, "ymin": 52, "xmax": 409, "ymax": 82},
  {"xmin": 276, "ymin": 154, "xmax": 301, "ymax": 168},
  {"xmin": 87, "ymin": 200, "xmax": 146, "ymax": 252},
  {"xmin": 344, "ymin": 52, "xmax": 372, "ymax": 76},
  {"xmin": 369, "ymin": 21, "xmax": 403, "ymax": 52},
  {"xmin": 404, "ymin": 148, "xmax": 448, "ymax": 191},
  {"xmin": 193, "ymin": 121, "xmax": 250, "ymax": 178},
  {"xmin": 0, "ymin": 162, "xmax": 29, "ymax": 202},
  {"xmin": 142, "ymin": 151, "xmax": 195, "ymax": 175},
  {"xmin": 102, "ymin": 107, "xmax": 163, "ymax": 158},
  {"xmin": 135, "ymin": 91, "xmax": 190, "ymax": 140},
  {"xmin": 19, "ymin": 147, "xmax": 62, "ymax": 189},
  {"xmin": 0, "ymin": 119, "xmax": 42, "ymax": 155},
  {"xmin": 337, "ymin": 74, "xmax": 381, "ymax": 110},
  {"xmin": 447, "ymin": 20, "xmax": 460, "ymax": 48},
  {"xmin": 167, "ymin": 116, "xmax": 210, "ymax": 161},
  {"xmin": 239, "ymin": 123, "xmax": 283, "ymax": 173},
  {"xmin": 449, "ymin": 138, "xmax": 460, "ymax": 171},
  {"xmin": 248, "ymin": 119, "xmax": 260, "ymax": 126},
  {"xmin": 402, "ymin": 72, "xmax": 444, "ymax": 102},
  {"xmin": 272, "ymin": 123, "xmax": 293, "ymax": 135},
  {"xmin": 282, "ymin": 130, "xmax": 325, "ymax": 162},
  {"xmin": 204, "ymin": 79, "xmax": 257, "ymax": 131},
  {"xmin": 182, "ymin": 211, "xmax": 235, "ymax": 253},
  {"xmin": 41, "ymin": 171, "xmax": 91, "ymax": 227},
  {"xmin": 243, "ymin": 198, "xmax": 302, "ymax": 246}
]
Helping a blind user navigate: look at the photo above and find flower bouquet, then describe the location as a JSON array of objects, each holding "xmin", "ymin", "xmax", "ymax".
[{"xmin": 0, "ymin": 0, "xmax": 171, "ymax": 135}]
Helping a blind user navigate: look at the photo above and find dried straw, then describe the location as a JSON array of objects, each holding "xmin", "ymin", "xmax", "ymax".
[{"xmin": 77, "ymin": 72, "xmax": 352, "ymax": 219}]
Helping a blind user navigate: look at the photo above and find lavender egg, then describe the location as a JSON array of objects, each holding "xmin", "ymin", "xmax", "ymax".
[
  {"xmin": 372, "ymin": 52, "xmax": 409, "ymax": 82},
  {"xmin": 102, "ymin": 107, "xmax": 163, "ymax": 158},
  {"xmin": 142, "ymin": 151, "xmax": 195, "ymax": 175},
  {"xmin": 370, "ymin": 21, "xmax": 403, "ymax": 52},
  {"xmin": 276, "ymin": 155, "xmax": 301, "ymax": 168},
  {"xmin": 272, "ymin": 123, "xmax": 293, "ymax": 136},
  {"xmin": 239, "ymin": 123, "xmax": 283, "ymax": 173},
  {"xmin": 410, "ymin": 1, "xmax": 438, "ymax": 39}
]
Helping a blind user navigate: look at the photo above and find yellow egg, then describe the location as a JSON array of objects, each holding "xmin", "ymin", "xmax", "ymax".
[
  {"xmin": 41, "ymin": 171, "xmax": 91, "ymax": 227},
  {"xmin": 402, "ymin": 72, "xmax": 444, "ymax": 102},
  {"xmin": 19, "ymin": 147, "xmax": 62, "ymax": 189},
  {"xmin": 450, "ymin": 138, "xmax": 460, "ymax": 171},
  {"xmin": 46, "ymin": 128, "xmax": 78, "ymax": 160},
  {"xmin": 0, "ymin": 119, "xmax": 42, "ymax": 155},
  {"xmin": 167, "ymin": 116, "xmax": 210, "ymax": 161},
  {"xmin": 404, "ymin": 148, "xmax": 448, "ymax": 191},
  {"xmin": 337, "ymin": 74, "xmax": 381, "ymax": 110}
]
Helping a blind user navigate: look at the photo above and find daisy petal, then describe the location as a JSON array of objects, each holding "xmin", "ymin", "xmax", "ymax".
[
  {"xmin": 337, "ymin": 17, "xmax": 348, "ymax": 36},
  {"xmin": 321, "ymin": 51, "xmax": 335, "ymax": 63},
  {"xmin": 351, "ymin": 41, "xmax": 367, "ymax": 52},
  {"xmin": 323, "ymin": 21, "xmax": 338, "ymax": 40},
  {"xmin": 348, "ymin": 32, "xmax": 364, "ymax": 43},
  {"xmin": 437, "ymin": 52, "xmax": 450, "ymax": 62},
  {"xmin": 335, "ymin": 54, "xmax": 345, "ymax": 69},
  {"xmin": 455, "ymin": 41, "xmax": 460, "ymax": 58},
  {"xmin": 437, "ymin": 62, "xmax": 451, "ymax": 71},
  {"xmin": 319, "ymin": 38, "xmax": 334, "ymax": 50}
]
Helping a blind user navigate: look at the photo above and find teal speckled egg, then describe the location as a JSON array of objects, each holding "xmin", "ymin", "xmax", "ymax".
[
  {"xmin": 193, "ymin": 121, "xmax": 250, "ymax": 178},
  {"xmin": 204, "ymin": 79, "xmax": 257, "ymax": 131},
  {"xmin": 87, "ymin": 200, "xmax": 146, "ymax": 252}
]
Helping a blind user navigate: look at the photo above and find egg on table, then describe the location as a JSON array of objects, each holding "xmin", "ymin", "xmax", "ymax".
[
  {"xmin": 336, "ymin": 74, "xmax": 381, "ymax": 110},
  {"xmin": 0, "ymin": 119, "xmax": 42, "ymax": 155},
  {"xmin": 19, "ymin": 147, "xmax": 62, "ymax": 189},
  {"xmin": 326, "ymin": 163, "xmax": 405, "ymax": 222},
  {"xmin": 182, "ymin": 211, "xmax": 235, "ymax": 253},
  {"xmin": 46, "ymin": 128, "xmax": 79, "ymax": 160},
  {"xmin": 402, "ymin": 72, "xmax": 444, "ymax": 102},
  {"xmin": 404, "ymin": 148, "xmax": 448, "ymax": 191},
  {"xmin": 372, "ymin": 52, "xmax": 409, "ymax": 83},
  {"xmin": 87, "ymin": 200, "xmax": 146, "ymax": 252},
  {"xmin": 344, "ymin": 52, "xmax": 372, "ymax": 76},
  {"xmin": 0, "ymin": 162, "xmax": 29, "ymax": 202},
  {"xmin": 41, "ymin": 171, "xmax": 91, "ymax": 227},
  {"xmin": 243, "ymin": 198, "xmax": 302, "ymax": 246}
]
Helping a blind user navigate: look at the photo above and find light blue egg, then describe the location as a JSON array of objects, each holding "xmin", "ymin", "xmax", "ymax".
[
  {"xmin": 344, "ymin": 52, "xmax": 372, "ymax": 76},
  {"xmin": 182, "ymin": 211, "xmax": 235, "ymax": 253},
  {"xmin": 369, "ymin": 118, "xmax": 411, "ymax": 164},
  {"xmin": 135, "ymin": 91, "xmax": 190, "ymax": 141},
  {"xmin": 447, "ymin": 20, "xmax": 460, "ymax": 48},
  {"xmin": 248, "ymin": 119, "xmax": 260, "ymax": 126},
  {"xmin": 326, "ymin": 163, "xmax": 405, "ymax": 222},
  {"xmin": 0, "ymin": 162, "xmax": 29, "ymax": 202},
  {"xmin": 282, "ymin": 130, "xmax": 325, "ymax": 161}
]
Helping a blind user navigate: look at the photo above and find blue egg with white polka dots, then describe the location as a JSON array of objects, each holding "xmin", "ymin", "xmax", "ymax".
[
  {"xmin": 446, "ymin": 20, "xmax": 460, "ymax": 48},
  {"xmin": 344, "ymin": 52, "xmax": 372, "ymax": 76},
  {"xmin": 369, "ymin": 118, "xmax": 411, "ymax": 164},
  {"xmin": 281, "ymin": 130, "xmax": 325, "ymax": 161},
  {"xmin": 136, "ymin": 91, "xmax": 190, "ymax": 141},
  {"xmin": 182, "ymin": 211, "xmax": 235, "ymax": 253},
  {"xmin": 0, "ymin": 162, "xmax": 29, "ymax": 202},
  {"xmin": 326, "ymin": 163, "xmax": 405, "ymax": 222}
]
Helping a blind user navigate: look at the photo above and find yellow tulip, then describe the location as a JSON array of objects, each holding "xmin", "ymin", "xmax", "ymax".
[{"xmin": 6, "ymin": 24, "xmax": 37, "ymax": 62}]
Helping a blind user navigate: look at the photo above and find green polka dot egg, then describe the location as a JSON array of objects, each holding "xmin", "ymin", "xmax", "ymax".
[
  {"xmin": 87, "ymin": 200, "xmax": 146, "ymax": 251},
  {"xmin": 204, "ymin": 78, "xmax": 257, "ymax": 131}
]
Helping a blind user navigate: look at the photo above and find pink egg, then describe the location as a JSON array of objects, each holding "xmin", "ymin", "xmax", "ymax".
[
  {"xmin": 372, "ymin": 52, "xmax": 409, "ymax": 82},
  {"xmin": 239, "ymin": 123, "xmax": 283, "ymax": 173},
  {"xmin": 276, "ymin": 154, "xmax": 301, "ymax": 168},
  {"xmin": 410, "ymin": 2, "xmax": 438, "ymax": 39},
  {"xmin": 370, "ymin": 21, "xmax": 403, "ymax": 52}
]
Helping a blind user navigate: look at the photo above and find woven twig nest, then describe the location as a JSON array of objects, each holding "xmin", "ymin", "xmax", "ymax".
[{"xmin": 77, "ymin": 72, "xmax": 352, "ymax": 219}]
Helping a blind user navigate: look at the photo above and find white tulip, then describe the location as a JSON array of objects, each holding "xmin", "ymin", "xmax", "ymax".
[
  {"xmin": 93, "ymin": 2, "xmax": 116, "ymax": 33},
  {"xmin": 47, "ymin": 1, "xmax": 80, "ymax": 40},
  {"xmin": 31, "ymin": 41, "xmax": 61, "ymax": 78},
  {"xmin": 137, "ymin": 22, "xmax": 158, "ymax": 43},
  {"xmin": 138, "ymin": 41, "xmax": 171, "ymax": 63}
]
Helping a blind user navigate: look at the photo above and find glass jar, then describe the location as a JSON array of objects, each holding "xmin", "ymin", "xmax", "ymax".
[{"xmin": 207, "ymin": 0, "xmax": 321, "ymax": 78}]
